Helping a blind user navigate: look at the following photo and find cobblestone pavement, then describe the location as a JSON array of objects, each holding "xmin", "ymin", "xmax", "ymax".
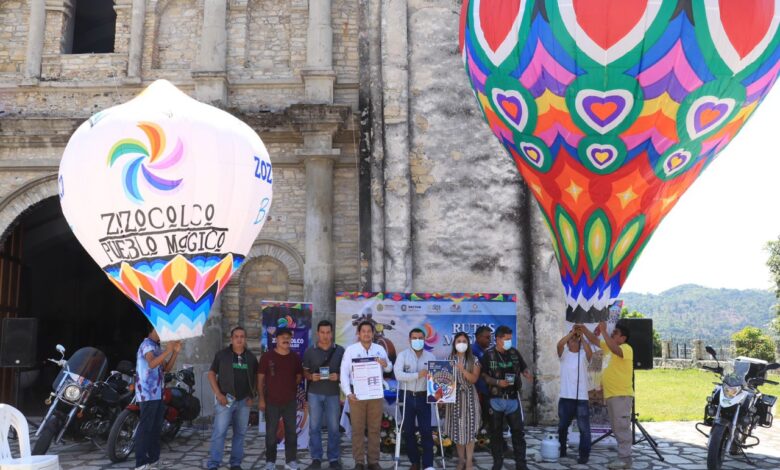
[{"xmin": 36, "ymin": 421, "xmax": 780, "ymax": 470}]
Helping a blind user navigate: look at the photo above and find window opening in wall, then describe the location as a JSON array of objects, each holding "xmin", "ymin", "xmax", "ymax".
[{"xmin": 69, "ymin": 0, "xmax": 117, "ymax": 54}]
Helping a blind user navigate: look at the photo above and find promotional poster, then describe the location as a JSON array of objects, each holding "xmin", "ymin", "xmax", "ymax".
[
  {"xmin": 260, "ymin": 301, "xmax": 312, "ymax": 449},
  {"xmin": 427, "ymin": 360, "xmax": 456, "ymax": 404}
]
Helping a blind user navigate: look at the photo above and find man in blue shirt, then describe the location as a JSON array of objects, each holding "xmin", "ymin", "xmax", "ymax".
[
  {"xmin": 135, "ymin": 327, "xmax": 180, "ymax": 470},
  {"xmin": 472, "ymin": 326, "xmax": 491, "ymax": 436}
]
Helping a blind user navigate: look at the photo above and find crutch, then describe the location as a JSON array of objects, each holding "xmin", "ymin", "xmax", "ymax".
[
  {"xmin": 432, "ymin": 402, "xmax": 446, "ymax": 470},
  {"xmin": 394, "ymin": 382, "xmax": 408, "ymax": 470}
]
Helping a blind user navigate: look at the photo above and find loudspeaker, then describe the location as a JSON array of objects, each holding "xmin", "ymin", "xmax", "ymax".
[
  {"xmin": 620, "ymin": 318, "xmax": 654, "ymax": 370},
  {"xmin": 0, "ymin": 318, "xmax": 38, "ymax": 368}
]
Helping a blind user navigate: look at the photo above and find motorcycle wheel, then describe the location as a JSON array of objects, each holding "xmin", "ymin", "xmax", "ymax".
[
  {"xmin": 707, "ymin": 423, "xmax": 730, "ymax": 470},
  {"xmin": 161, "ymin": 421, "xmax": 181, "ymax": 442},
  {"xmin": 32, "ymin": 415, "xmax": 61, "ymax": 455},
  {"xmin": 107, "ymin": 408, "xmax": 139, "ymax": 463}
]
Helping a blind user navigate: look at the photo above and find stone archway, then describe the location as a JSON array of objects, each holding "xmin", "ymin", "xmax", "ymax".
[
  {"xmin": 0, "ymin": 174, "xmax": 59, "ymax": 244},
  {"xmin": 220, "ymin": 239, "xmax": 304, "ymax": 344}
]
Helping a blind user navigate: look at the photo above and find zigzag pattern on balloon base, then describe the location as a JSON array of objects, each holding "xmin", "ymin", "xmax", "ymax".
[
  {"xmin": 460, "ymin": 0, "xmax": 780, "ymax": 323},
  {"xmin": 104, "ymin": 253, "xmax": 244, "ymax": 340}
]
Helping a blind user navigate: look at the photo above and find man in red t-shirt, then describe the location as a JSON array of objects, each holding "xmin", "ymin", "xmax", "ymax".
[{"xmin": 259, "ymin": 328, "xmax": 303, "ymax": 470}]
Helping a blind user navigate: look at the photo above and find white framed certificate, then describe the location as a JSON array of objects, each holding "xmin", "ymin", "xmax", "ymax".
[{"xmin": 351, "ymin": 357, "xmax": 384, "ymax": 400}]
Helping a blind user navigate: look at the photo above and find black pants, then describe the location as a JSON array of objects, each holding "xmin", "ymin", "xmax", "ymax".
[
  {"xmin": 136, "ymin": 399, "xmax": 166, "ymax": 468},
  {"xmin": 489, "ymin": 399, "xmax": 527, "ymax": 470},
  {"xmin": 265, "ymin": 399, "xmax": 298, "ymax": 464}
]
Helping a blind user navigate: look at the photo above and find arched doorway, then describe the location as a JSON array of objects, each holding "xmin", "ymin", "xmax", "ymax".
[{"xmin": 5, "ymin": 197, "xmax": 149, "ymax": 415}]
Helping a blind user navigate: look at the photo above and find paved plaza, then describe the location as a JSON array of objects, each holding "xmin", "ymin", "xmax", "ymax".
[{"xmin": 34, "ymin": 421, "xmax": 780, "ymax": 470}]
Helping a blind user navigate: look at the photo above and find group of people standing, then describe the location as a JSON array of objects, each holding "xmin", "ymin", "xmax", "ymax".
[{"xmin": 132, "ymin": 318, "xmax": 635, "ymax": 470}]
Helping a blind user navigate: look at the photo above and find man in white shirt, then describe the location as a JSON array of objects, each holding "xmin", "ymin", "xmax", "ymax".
[
  {"xmin": 393, "ymin": 328, "xmax": 436, "ymax": 470},
  {"xmin": 340, "ymin": 321, "xmax": 393, "ymax": 470},
  {"xmin": 556, "ymin": 325, "xmax": 593, "ymax": 465}
]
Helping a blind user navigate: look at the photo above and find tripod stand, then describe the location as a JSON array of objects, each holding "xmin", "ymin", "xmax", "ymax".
[{"xmin": 591, "ymin": 372, "xmax": 664, "ymax": 462}]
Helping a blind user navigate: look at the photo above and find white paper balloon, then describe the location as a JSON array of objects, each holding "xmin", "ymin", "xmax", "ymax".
[{"xmin": 59, "ymin": 80, "xmax": 273, "ymax": 340}]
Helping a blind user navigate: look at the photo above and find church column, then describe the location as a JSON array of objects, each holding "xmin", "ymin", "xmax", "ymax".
[
  {"xmin": 23, "ymin": 0, "xmax": 46, "ymax": 81},
  {"xmin": 381, "ymin": 0, "xmax": 412, "ymax": 291},
  {"xmin": 290, "ymin": 105, "xmax": 350, "ymax": 327},
  {"xmin": 125, "ymin": 0, "xmax": 146, "ymax": 81},
  {"xmin": 193, "ymin": 0, "xmax": 228, "ymax": 105},
  {"xmin": 302, "ymin": 0, "xmax": 335, "ymax": 103}
]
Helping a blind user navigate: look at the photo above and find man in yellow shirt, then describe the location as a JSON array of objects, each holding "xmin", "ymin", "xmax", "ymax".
[{"xmin": 581, "ymin": 320, "xmax": 633, "ymax": 470}]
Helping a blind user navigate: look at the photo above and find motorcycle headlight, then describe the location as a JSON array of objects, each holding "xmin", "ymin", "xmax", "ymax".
[
  {"xmin": 63, "ymin": 384, "xmax": 82, "ymax": 402},
  {"xmin": 723, "ymin": 384, "xmax": 742, "ymax": 399}
]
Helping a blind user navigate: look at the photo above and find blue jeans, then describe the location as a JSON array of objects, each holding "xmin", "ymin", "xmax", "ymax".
[
  {"xmin": 308, "ymin": 393, "xmax": 341, "ymax": 462},
  {"xmin": 402, "ymin": 392, "xmax": 433, "ymax": 468},
  {"xmin": 557, "ymin": 398, "xmax": 591, "ymax": 460},
  {"xmin": 136, "ymin": 399, "xmax": 166, "ymax": 468},
  {"xmin": 208, "ymin": 398, "xmax": 251, "ymax": 468}
]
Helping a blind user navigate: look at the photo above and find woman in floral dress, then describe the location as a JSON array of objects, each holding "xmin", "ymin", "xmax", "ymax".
[{"xmin": 444, "ymin": 332, "xmax": 481, "ymax": 470}]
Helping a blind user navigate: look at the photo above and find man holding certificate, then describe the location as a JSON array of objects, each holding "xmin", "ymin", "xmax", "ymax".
[
  {"xmin": 340, "ymin": 321, "xmax": 393, "ymax": 470},
  {"xmin": 393, "ymin": 328, "xmax": 436, "ymax": 470}
]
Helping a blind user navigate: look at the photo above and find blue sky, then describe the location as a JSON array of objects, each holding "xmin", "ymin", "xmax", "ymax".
[{"xmin": 622, "ymin": 86, "xmax": 780, "ymax": 294}]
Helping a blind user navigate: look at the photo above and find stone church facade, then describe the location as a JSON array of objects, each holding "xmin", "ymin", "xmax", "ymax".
[{"xmin": 0, "ymin": 0, "xmax": 565, "ymax": 422}]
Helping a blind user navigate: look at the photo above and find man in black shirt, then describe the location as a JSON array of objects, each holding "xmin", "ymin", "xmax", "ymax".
[
  {"xmin": 479, "ymin": 325, "xmax": 533, "ymax": 470},
  {"xmin": 303, "ymin": 320, "xmax": 345, "ymax": 470},
  {"xmin": 207, "ymin": 326, "xmax": 259, "ymax": 470}
]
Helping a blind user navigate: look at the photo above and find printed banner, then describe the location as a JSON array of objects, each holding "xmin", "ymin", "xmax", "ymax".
[
  {"xmin": 260, "ymin": 301, "xmax": 312, "ymax": 449},
  {"xmin": 427, "ymin": 360, "xmax": 456, "ymax": 404},
  {"xmin": 336, "ymin": 292, "xmax": 519, "ymax": 436}
]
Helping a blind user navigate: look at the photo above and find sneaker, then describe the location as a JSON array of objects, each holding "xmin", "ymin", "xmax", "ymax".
[
  {"xmin": 266, "ymin": 462, "xmax": 277, "ymax": 470},
  {"xmin": 134, "ymin": 466, "xmax": 149, "ymax": 470},
  {"xmin": 148, "ymin": 461, "xmax": 172, "ymax": 470},
  {"xmin": 307, "ymin": 460, "xmax": 322, "ymax": 470},
  {"xmin": 367, "ymin": 464, "xmax": 383, "ymax": 470},
  {"xmin": 351, "ymin": 464, "xmax": 365, "ymax": 470},
  {"xmin": 231, "ymin": 466, "xmax": 244, "ymax": 470},
  {"xmin": 285, "ymin": 462, "xmax": 300, "ymax": 470},
  {"xmin": 577, "ymin": 456, "xmax": 589, "ymax": 464},
  {"xmin": 329, "ymin": 461, "xmax": 342, "ymax": 470},
  {"xmin": 606, "ymin": 460, "xmax": 631, "ymax": 469}
]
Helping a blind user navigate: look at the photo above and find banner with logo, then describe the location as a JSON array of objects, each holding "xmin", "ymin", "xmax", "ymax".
[
  {"xmin": 335, "ymin": 292, "xmax": 518, "ymax": 361},
  {"xmin": 336, "ymin": 292, "xmax": 518, "ymax": 436},
  {"xmin": 260, "ymin": 301, "xmax": 312, "ymax": 449}
]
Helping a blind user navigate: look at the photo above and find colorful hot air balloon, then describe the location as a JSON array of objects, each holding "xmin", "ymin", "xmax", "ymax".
[
  {"xmin": 59, "ymin": 80, "xmax": 273, "ymax": 340},
  {"xmin": 459, "ymin": 0, "xmax": 780, "ymax": 322}
]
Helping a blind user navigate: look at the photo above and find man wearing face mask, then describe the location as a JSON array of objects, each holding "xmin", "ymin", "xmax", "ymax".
[
  {"xmin": 393, "ymin": 328, "xmax": 436, "ymax": 470},
  {"xmin": 479, "ymin": 325, "xmax": 533, "ymax": 470}
]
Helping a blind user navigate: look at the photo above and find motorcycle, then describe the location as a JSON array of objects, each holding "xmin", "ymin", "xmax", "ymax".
[
  {"xmin": 106, "ymin": 366, "xmax": 201, "ymax": 462},
  {"xmin": 695, "ymin": 345, "xmax": 779, "ymax": 470},
  {"xmin": 32, "ymin": 345, "xmax": 135, "ymax": 455}
]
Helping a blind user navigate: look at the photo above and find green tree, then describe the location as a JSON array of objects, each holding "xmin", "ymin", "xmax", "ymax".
[
  {"xmin": 619, "ymin": 308, "xmax": 663, "ymax": 358},
  {"xmin": 731, "ymin": 326, "xmax": 776, "ymax": 362},
  {"xmin": 767, "ymin": 237, "xmax": 780, "ymax": 335}
]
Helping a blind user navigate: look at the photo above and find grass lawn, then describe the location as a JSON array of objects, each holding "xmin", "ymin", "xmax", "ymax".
[{"xmin": 634, "ymin": 368, "xmax": 780, "ymax": 422}]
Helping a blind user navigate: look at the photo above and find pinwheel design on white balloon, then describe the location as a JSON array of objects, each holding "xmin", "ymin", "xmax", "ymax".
[{"xmin": 59, "ymin": 80, "xmax": 273, "ymax": 340}]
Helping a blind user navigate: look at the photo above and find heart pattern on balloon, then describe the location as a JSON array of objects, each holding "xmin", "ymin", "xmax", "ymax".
[
  {"xmin": 520, "ymin": 143, "xmax": 544, "ymax": 168},
  {"xmin": 686, "ymin": 96, "xmax": 735, "ymax": 139},
  {"xmin": 586, "ymin": 143, "xmax": 618, "ymax": 170},
  {"xmin": 556, "ymin": 0, "xmax": 664, "ymax": 64},
  {"xmin": 663, "ymin": 150, "xmax": 692, "ymax": 177},
  {"xmin": 575, "ymin": 89, "xmax": 634, "ymax": 134},
  {"xmin": 701, "ymin": 0, "xmax": 780, "ymax": 73},
  {"xmin": 473, "ymin": 0, "xmax": 527, "ymax": 66},
  {"xmin": 492, "ymin": 88, "xmax": 529, "ymax": 132}
]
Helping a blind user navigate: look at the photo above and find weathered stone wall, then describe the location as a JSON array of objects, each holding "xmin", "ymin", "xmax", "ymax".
[
  {"xmin": 0, "ymin": 0, "xmax": 29, "ymax": 75},
  {"xmin": 362, "ymin": 0, "xmax": 566, "ymax": 423},
  {"xmin": 153, "ymin": 0, "xmax": 202, "ymax": 71}
]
